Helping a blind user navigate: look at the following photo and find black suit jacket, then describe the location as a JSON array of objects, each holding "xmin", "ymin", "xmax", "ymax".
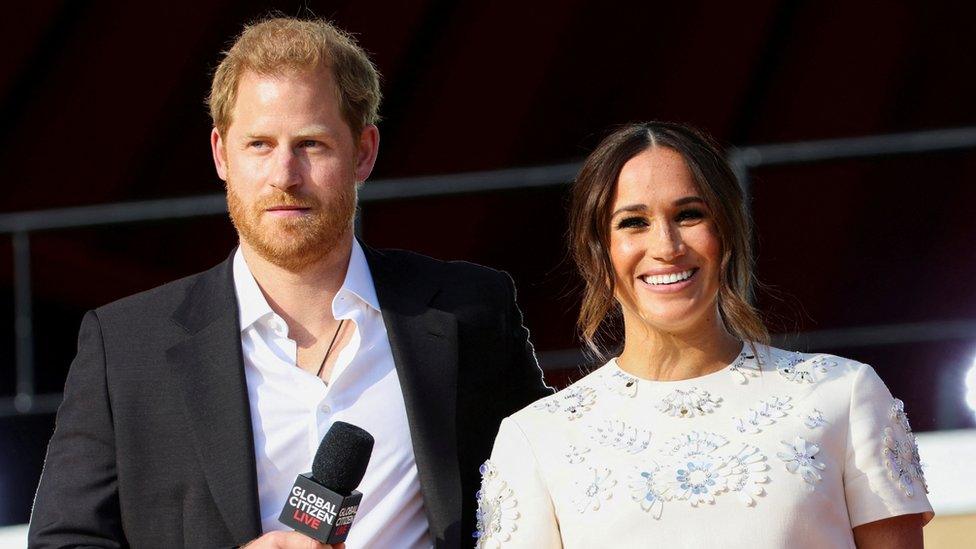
[{"xmin": 28, "ymin": 244, "xmax": 552, "ymax": 548}]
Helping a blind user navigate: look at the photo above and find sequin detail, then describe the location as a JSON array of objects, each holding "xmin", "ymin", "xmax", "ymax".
[
  {"xmin": 732, "ymin": 396, "xmax": 793, "ymax": 434},
  {"xmin": 729, "ymin": 349, "xmax": 762, "ymax": 384},
  {"xmin": 588, "ymin": 419, "xmax": 652, "ymax": 454},
  {"xmin": 883, "ymin": 398, "xmax": 928, "ymax": 496},
  {"xmin": 627, "ymin": 462, "xmax": 667, "ymax": 518},
  {"xmin": 565, "ymin": 444, "xmax": 590, "ymax": 465},
  {"xmin": 533, "ymin": 385, "xmax": 597, "ymax": 420},
  {"xmin": 605, "ymin": 369, "xmax": 640, "ymax": 397},
  {"xmin": 657, "ymin": 387, "xmax": 722, "ymax": 418},
  {"xmin": 573, "ymin": 467, "xmax": 616, "ymax": 513},
  {"xmin": 777, "ymin": 436, "xmax": 826, "ymax": 488},
  {"xmin": 474, "ymin": 461, "xmax": 520, "ymax": 548},
  {"xmin": 802, "ymin": 409, "xmax": 828, "ymax": 429},
  {"xmin": 777, "ymin": 354, "xmax": 837, "ymax": 384}
]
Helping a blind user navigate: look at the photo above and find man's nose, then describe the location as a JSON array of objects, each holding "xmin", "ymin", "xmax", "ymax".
[
  {"xmin": 269, "ymin": 147, "xmax": 302, "ymax": 191},
  {"xmin": 648, "ymin": 221, "xmax": 685, "ymax": 261}
]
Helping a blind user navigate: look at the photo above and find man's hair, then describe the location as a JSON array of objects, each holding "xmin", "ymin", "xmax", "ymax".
[{"xmin": 208, "ymin": 17, "xmax": 382, "ymax": 137}]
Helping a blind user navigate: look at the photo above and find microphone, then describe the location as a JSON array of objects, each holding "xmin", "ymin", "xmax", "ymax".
[{"xmin": 278, "ymin": 421, "xmax": 375, "ymax": 545}]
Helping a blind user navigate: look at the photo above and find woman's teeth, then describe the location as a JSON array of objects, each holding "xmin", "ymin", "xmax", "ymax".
[{"xmin": 642, "ymin": 269, "xmax": 695, "ymax": 285}]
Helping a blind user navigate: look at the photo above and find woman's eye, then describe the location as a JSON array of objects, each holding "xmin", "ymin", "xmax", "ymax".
[
  {"xmin": 676, "ymin": 209, "xmax": 705, "ymax": 223},
  {"xmin": 616, "ymin": 217, "xmax": 648, "ymax": 229}
]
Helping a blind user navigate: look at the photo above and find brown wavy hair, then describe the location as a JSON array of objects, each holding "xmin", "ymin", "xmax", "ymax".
[{"xmin": 569, "ymin": 121, "xmax": 768, "ymax": 357}]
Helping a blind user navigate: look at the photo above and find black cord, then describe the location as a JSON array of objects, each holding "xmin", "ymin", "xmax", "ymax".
[{"xmin": 315, "ymin": 319, "xmax": 346, "ymax": 380}]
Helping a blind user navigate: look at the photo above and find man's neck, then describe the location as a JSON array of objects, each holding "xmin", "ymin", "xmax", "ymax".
[{"xmin": 240, "ymin": 233, "xmax": 354, "ymax": 347}]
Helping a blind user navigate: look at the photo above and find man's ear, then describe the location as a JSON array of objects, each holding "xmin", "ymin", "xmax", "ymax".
[
  {"xmin": 211, "ymin": 128, "xmax": 228, "ymax": 181},
  {"xmin": 354, "ymin": 124, "xmax": 380, "ymax": 183}
]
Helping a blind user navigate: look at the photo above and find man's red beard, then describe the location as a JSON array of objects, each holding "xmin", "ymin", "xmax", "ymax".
[{"xmin": 226, "ymin": 182, "xmax": 357, "ymax": 271}]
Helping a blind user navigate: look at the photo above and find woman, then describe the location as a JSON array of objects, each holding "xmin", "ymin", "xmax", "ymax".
[{"xmin": 474, "ymin": 122, "xmax": 932, "ymax": 548}]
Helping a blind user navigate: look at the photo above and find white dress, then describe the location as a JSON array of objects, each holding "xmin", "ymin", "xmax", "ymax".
[{"xmin": 474, "ymin": 345, "xmax": 933, "ymax": 548}]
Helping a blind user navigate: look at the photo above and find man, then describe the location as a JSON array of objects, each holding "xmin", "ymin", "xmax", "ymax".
[{"xmin": 29, "ymin": 17, "xmax": 550, "ymax": 549}]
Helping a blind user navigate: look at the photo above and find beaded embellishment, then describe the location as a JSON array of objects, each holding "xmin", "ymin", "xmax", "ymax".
[
  {"xmin": 573, "ymin": 467, "xmax": 616, "ymax": 513},
  {"xmin": 474, "ymin": 461, "xmax": 520, "ymax": 548},
  {"xmin": 777, "ymin": 436, "xmax": 826, "ymax": 488},
  {"xmin": 605, "ymin": 369, "xmax": 640, "ymax": 397},
  {"xmin": 802, "ymin": 409, "xmax": 828, "ymax": 429},
  {"xmin": 533, "ymin": 385, "xmax": 597, "ymax": 420},
  {"xmin": 657, "ymin": 387, "xmax": 722, "ymax": 418},
  {"xmin": 627, "ymin": 462, "xmax": 667, "ymax": 518},
  {"xmin": 728, "ymin": 349, "xmax": 762, "ymax": 384},
  {"xmin": 732, "ymin": 396, "xmax": 793, "ymax": 434},
  {"xmin": 777, "ymin": 354, "xmax": 837, "ymax": 384},
  {"xmin": 588, "ymin": 419, "xmax": 652, "ymax": 454},
  {"xmin": 883, "ymin": 398, "xmax": 928, "ymax": 496}
]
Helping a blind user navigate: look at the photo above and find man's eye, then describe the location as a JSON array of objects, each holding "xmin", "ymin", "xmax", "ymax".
[
  {"xmin": 298, "ymin": 140, "xmax": 321, "ymax": 148},
  {"xmin": 248, "ymin": 141, "xmax": 269, "ymax": 149},
  {"xmin": 616, "ymin": 217, "xmax": 648, "ymax": 229}
]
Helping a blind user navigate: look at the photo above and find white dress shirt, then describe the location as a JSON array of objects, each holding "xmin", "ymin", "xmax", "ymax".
[{"xmin": 233, "ymin": 241, "xmax": 432, "ymax": 548}]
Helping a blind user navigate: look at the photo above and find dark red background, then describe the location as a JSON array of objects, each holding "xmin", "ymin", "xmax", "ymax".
[{"xmin": 1, "ymin": 0, "xmax": 974, "ymax": 525}]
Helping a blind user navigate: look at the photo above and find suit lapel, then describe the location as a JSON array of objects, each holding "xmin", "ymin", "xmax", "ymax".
[
  {"xmin": 167, "ymin": 256, "xmax": 262, "ymax": 545},
  {"xmin": 364, "ymin": 245, "xmax": 462, "ymax": 546}
]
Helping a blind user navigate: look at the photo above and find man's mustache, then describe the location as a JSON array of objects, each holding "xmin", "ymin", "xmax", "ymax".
[{"xmin": 254, "ymin": 193, "xmax": 320, "ymax": 210}]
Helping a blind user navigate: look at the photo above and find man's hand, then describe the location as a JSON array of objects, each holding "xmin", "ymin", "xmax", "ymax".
[{"xmin": 243, "ymin": 531, "xmax": 346, "ymax": 549}]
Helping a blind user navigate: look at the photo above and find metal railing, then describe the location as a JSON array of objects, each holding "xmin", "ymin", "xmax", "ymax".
[{"xmin": 3, "ymin": 126, "xmax": 976, "ymax": 416}]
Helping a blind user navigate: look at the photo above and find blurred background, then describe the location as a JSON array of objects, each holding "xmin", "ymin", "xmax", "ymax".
[{"xmin": 1, "ymin": 0, "xmax": 974, "ymax": 546}]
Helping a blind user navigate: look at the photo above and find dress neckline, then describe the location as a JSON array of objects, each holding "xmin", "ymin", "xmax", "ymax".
[{"xmin": 606, "ymin": 342, "xmax": 754, "ymax": 386}]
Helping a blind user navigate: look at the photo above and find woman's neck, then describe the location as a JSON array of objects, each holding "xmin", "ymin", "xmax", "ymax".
[{"xmin": 616, "ymin": 309, "xmax": 742, "ymax": 382}]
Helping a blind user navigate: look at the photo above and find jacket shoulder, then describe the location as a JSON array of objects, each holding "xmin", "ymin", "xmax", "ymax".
[
  {"xmin": 93, "ymin": 261, "xmax": 225, "ymax": 322},
  {"xmin": 370, "ymin": 247, "xmax": 511, "ymax": 286}
]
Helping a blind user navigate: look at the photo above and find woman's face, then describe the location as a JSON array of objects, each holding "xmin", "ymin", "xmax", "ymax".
[{"xmin": 608, "ymin": 146, "xmax": 723, "ymax": 334}]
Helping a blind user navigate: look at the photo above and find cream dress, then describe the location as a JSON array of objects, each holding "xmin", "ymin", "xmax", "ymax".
[{"xmin": 474, "ymin": 345, "xmax": 933, "ymax": 548}]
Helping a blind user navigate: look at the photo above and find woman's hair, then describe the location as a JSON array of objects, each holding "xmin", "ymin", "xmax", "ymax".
[{"xmin": 568, "ymin": 121, "xmax": 768, "ymax": 357}]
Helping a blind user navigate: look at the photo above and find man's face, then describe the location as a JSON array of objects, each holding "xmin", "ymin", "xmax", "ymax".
[{"xmin": 211, "ymin": 67, "xmax": 378, "ymax": 270}]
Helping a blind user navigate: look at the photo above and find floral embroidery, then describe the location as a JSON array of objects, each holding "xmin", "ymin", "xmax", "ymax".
[
  {"xmin": 573, "ymin": 467, "xmax": 616, "ymax": 513},
  {"xmin": 661, "ymin": 432, "xmax": 733, "ymax": 506},
  {"xmin": 732, "ymin": 396, "xmax": 792, "ymax": 434},
  {"xmin": 657, "ymin": 387, "xmax": 722, "ymax": 418},
  {"xmin": 729, "ymin": 349, "xmax": 762, "ymax": 384},
  {"xmin": 890, "ymin": 399, "xmax": 912, "ymax": 433},
  {"xmin": 627, "ymin": 463, "xmax": 667, "ymax": 518},
  {"xmin": 883, "ymin": 427, "xmax": 927, "ymax": 496},
  {"xmin": 802, "ymin": 409, "xmax": 828, "ymax": 429},
  {"xmin": 588, "ymin": 420, "xmax": 652, "ymax": 454},
  {"xmin": 565, "ymin": 444, "xmax": 590, "ymax": 465},
  {"xmin": 533, "ymin": 385, "xmax": 597, "ymax": 420},
  {"xmin": 605, "ymin": 369, "xmax": 640, "ymax": 397},
  {"xmin": 777, "ymin": 436, "xmax": 826, "ymax": 488},
  {"xmin": 726, "ymin": 444, "xmax": 770, "ymax": 506},
  {"xmin": 883, "ymin": 398, "xmax": 928, "ymax": 496},
  {"xmin": 474, "ymin": 461, "xmax": 520, "ymax": 548},
  {"xmin": 777, "ymin": 354, "xmax": 836, "ymax": 384}
]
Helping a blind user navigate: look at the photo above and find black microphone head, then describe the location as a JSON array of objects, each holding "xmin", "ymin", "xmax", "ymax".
[{"xmin": 311, "ymin": 421, "xmax": 375, "ymax": 495}]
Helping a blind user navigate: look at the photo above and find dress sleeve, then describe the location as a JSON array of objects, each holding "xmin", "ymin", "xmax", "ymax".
[
  {"xmin": 474, "ymin": 417, "xmax": 562, "ymax": 548},
  {"xmin": 844, "ymin": 363, "xmax": 934, "ymax": 528}
]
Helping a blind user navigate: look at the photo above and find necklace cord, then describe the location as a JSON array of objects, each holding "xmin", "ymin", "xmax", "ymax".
[{"xmin": 316, "ymin": 319, "xmax": 346, "ymax": 380}]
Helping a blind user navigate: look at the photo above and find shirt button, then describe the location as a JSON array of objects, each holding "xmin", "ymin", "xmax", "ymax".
[{"xmin": 320, "ymin": 403, "xmax": 332, "ymax": 414}]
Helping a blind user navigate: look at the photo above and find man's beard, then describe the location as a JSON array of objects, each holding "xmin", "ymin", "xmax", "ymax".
[{"xmin": 227, "ymin": 182, "xmax": 357, "ymax": 271}]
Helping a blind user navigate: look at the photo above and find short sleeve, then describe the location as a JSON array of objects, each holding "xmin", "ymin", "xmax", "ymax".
[
  {"xmin": 474, "ymin": 417, "xmax": 561, "ymax": 548},
  {"xmin": 844, "ymin": 363, "xmax": 934, "ymax": 527}
]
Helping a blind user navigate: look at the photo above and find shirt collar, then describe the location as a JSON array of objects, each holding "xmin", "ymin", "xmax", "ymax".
[
  {"xmin": 233, "ymin": 247, "xmax": 275, "ymax": 332},
  {"xmin": 232, "ymin": 240, "xmax": 381, "ymax": 333},
  {"xmin": 337, "ymin": 239, "xmax": 381, "ymax": 313}
]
